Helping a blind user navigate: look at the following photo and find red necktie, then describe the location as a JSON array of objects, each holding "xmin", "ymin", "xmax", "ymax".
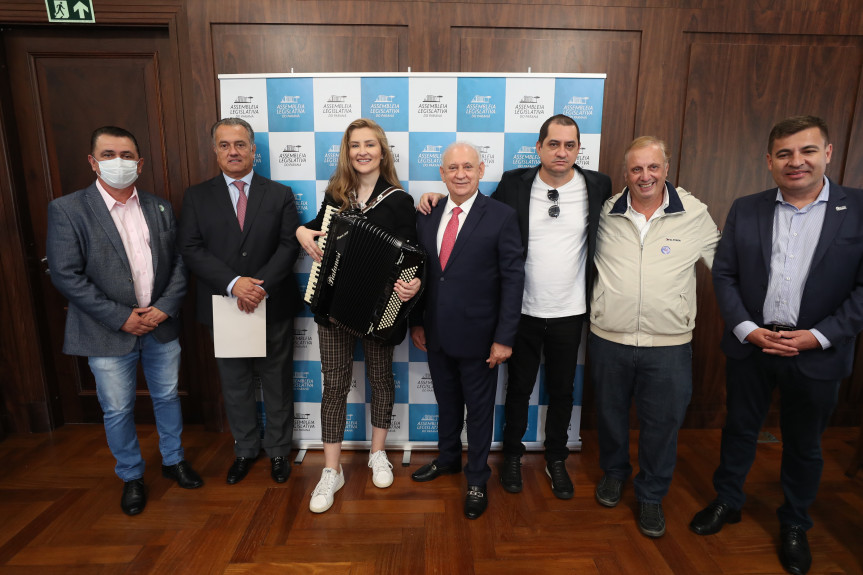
[
  {"xmin": 235, "ymin": 180, "xmax": 247, "ymax": 230},
  {"xmin": 439, "ymin": 206, "xmax": 462, "ymax": 270}
]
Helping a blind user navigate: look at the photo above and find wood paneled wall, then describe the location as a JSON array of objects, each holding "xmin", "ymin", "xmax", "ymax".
[{"xmin": 1, "ymin": 0, "xmax": 862, "ymax": 432}]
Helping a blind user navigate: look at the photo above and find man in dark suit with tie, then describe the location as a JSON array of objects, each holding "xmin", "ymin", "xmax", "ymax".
[
  {"xmin": 47, "ymin": 126, "xmax": 202, "ymax": 516},
  {"xmin": 690, "ymin": 116, "xmax": 863, "ymax": 575},
  {"xmin": 409, "ymin": 142, "xmax": 525, "ymax": 519},
  {"xmin": 418, "ymin": 115, "xmax": 611, "ymax": 498},
  {"xmin": 178, "ymin": 118, "xmax": 301, "ymax": 486}
]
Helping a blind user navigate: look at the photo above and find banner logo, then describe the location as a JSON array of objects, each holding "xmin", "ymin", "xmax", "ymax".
[
  {"xmin": 315, "ymin": 132, "xmax": 343, "ymax": 177},
  {"xmin": 275, "ymin": 94, "xmax": 304, "ymax": 119},
  {"xmin": 326, "ymin": 144, "xmax": 340, "ymax": 165},
  {"xmin": 478, "ymin": 144, "xmax": 496, "ymax": 167},
  {"xmin": 323, "ymin": 94, "xmax": 353, "ymax": 118},
  {"xmin": 419, "ymin": 94, "xmax": 447, "ymax": 118},
  {"xmin": 575, "ymin": 144, "xmax": 590, "ymax": 168},
  {"xmin": 294, "ymin": 371, "xmax": 315, "ymax": 392},
  {"xmin": 514, "ymin": 95, "xmax": 544, "ymax": 120},
  {"xmin": 229, "ymin": 95, "xmax": 259, "ymax": 118},
  {"xmin": 420, "ymin": 144, "xmax": 443, "ymax": 162},
  {"xmin": 458, "ymin": 77, "xmax": 505, "ymax": 132},
  {"xmin": 417, "ymin": 413, "xmax": 438, "ymax": 431},
  {"xmin": 293, "ymin": 328, "xmax": 313, "ymax": 351},
  {"xmin": 278, "ymin": 144, "xmax": 308, "ymax": 168},
  {"xmin": 514, "ymin": 145, "xmax": 539, "ymax": 168},
  {"xmin": 371, "ymin": 93, "xmax": 399, "ymax": 121},
  {"xmin": 294, "ymin": 412, "xmax": 316, "ymax": 432},
  {"xmin": 562, "ymin": 96, "xmax": 593, "ymax": 120},
  {"xmin": 286, "ymin": 181, "xmax": 316, "ymax": 227},
  {"xmin": 411, "ymin": 131, "xmax": 455, "ymax": 180},
  {"xmin": 466, "ymin": 94, "xmax": 495, "ymax": 118},
  {"xmin": 388, "ymin": 413, "xmax": 402, "ymax": 432},
  {"xmin": 293, "ymin": 360, "xmax": 322, "ymax": 401},
  {"xmin": 418, "ymin": 371, "xmax": 434, "ymax": 393},
  {"xmin": 344, "ymin": 404, "xmax": 366, "ymax": 440}
]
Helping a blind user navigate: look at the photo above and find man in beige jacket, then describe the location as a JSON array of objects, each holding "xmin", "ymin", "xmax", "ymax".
[{"xmin": 589, "ymin": 136, "xmax": 719, "ymax": 538}]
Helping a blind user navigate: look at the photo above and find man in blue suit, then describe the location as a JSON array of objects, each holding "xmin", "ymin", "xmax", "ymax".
[
  {"xmin": 46, "ymin": 126, "xmax": 202, "ymax": 516},
  {"xmin": 409, "ymin": 142, "xmax": 525, "ymax": 519},
  {"xmin": 417, "ymin": 115, "xmax": 612, "ymax": 498},
  {"xmin": 690, "ymin": 116, "xmax": 863, "ymax": 575}
]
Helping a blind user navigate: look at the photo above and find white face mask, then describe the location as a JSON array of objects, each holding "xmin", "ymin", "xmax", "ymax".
[{"xmin": 97, "ymin": 157, "xmax": 140, "ymax": 189}]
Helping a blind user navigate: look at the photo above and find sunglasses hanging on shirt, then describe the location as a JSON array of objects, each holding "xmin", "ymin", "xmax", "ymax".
[{"xmin": 547, "ymin": 188, "xmax": 560, "ymax": 218}]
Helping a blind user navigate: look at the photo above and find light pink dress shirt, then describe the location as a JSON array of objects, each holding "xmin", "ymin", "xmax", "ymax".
[{"xmin": 97, "ymin": 180, "xmax": 155, "ymax": 308}]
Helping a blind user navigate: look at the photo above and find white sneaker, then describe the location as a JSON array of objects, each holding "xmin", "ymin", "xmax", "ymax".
[
  {"xmin": 368, "ymin": 450, "xmax": 394, "ymax": 488},
  {"xmin": 309, "ymin": 466, "xmax": 344, "ymax": 513}
]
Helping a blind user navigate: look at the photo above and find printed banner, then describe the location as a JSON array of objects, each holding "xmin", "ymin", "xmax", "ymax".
[{"xmin": 220, "ymin": 73, "xmax": 605, "ymax": 451}]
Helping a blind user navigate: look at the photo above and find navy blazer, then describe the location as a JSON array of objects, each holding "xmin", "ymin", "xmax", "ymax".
[
  {"xmin": 177, "ymin": 173, "xmax": 302, "ymax": 326},
  {"xmin": 713, "ymin": 178, "xmax": 863, "ymax": 379},
  {"xmin": 412, "ymin": 192, "xmax": 525, "ymax": 359},
  {"xmin": 491, "ymin": 164, "xmax": 611, "ymax": 305},
  {"xmin": 46, "ymin": 183, "xmax": 187, "ymax": 356}
]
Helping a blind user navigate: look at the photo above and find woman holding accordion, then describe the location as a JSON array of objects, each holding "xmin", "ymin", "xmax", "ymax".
[{"xmin": 296, "ymin": 118, "xmax": 421, "ymax": 513}]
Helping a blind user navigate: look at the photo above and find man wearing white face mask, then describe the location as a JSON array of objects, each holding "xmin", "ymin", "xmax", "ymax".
[{"xmin": 46, "ymin": 126, "xmax": 202, "ymax": 517}]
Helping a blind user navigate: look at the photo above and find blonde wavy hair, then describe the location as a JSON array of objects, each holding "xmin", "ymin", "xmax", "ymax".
[{"xmin": 327, "ymin": 118, "xmax": 401, "ymax": 210}]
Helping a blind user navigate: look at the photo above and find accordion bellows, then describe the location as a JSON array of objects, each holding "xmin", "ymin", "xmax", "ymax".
[{"xmin": 305, "ymin": 206, "xmax": 426, "ymax": 341}]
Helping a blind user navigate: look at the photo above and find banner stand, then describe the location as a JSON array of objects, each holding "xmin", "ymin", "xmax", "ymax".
[{"xmin": 220, "ymin": 72, "xmax": 605, "ymax": 455}]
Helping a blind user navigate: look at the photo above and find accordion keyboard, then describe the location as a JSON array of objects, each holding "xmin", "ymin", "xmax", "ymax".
[
  {"xmin": 378, "ymin": 264, "xmax": 420, "ymax": 330},
  {"xmin": 303, "ymin": 205, "xmax": 338, "ymax": 306}
]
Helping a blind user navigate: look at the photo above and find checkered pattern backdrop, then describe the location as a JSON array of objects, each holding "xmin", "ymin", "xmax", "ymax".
[{"xmin": 218, "ymin": 73, "xmax": 605, "ymax": 451}]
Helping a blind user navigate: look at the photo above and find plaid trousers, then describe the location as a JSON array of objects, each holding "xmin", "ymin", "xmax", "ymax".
[{"xmin": 317, "ymin": 323, "xmax": 396, "ymax": 443}]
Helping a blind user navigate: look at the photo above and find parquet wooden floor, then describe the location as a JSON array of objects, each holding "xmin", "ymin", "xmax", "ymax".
[{"xmin": 0, "ymin": 425, "xmax": 860, "ymax": 574}]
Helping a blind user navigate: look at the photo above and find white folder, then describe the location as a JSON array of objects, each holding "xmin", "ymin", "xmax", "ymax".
[{"xmin": 212, "ymin": 295, "xmax": 267, "ymax": 358}]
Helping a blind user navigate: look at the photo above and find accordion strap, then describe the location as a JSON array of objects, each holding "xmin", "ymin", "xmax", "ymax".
[{"xmin": 362, "ymin": 185, "xmax": 404, "ymax": 213}]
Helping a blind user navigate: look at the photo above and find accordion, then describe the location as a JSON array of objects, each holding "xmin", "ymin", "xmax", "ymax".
[{"xmin": 304, "ymin": 206, "xmax": 426, "ymax": 341}]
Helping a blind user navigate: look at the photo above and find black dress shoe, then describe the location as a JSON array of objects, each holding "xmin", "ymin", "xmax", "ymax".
[
  {"xmin": 271, "ymin": 456, "xmax": 290, "ymax": 483},
  {"xmin": 162, "ymin": 460, "xmax": 204, "ymax": 489},
  {"xmin": 689, "ymin": 499, "xmax": 742, "ymax": 535},
  {"xmin": 226, "ymin": 456, "xmax": 256, "ymax": 485},
  {"xmin": 779, "ymin": 524, "xmax": 811, "ymax": 575},
  {"xmin": 499, "ymin": 455, "xmax": 522, "ymax": 493},
  {"xmin": 464, "ymin": 484, "xmax": 488, "ymax": 519},
  {"xmin": 121, "ymin": 478, "xmax": 146, "ymax": 516},
  {"xmin": 411, "ymin": 459, "xmax": 461, "ymax": 482}
]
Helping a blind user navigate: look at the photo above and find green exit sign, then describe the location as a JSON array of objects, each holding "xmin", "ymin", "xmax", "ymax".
[{"xmin": 45, "ymin": 0, "xmax": 95, "ymax": 23}]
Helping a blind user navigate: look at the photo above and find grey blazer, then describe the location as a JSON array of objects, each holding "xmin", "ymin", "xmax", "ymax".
[{"xmin": 46, "ymin": 182, "xmax": 187, "ymax": 356}]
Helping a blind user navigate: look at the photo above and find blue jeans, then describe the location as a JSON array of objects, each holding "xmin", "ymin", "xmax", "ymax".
[
  {"xmin": 88, "ymin": 335, "xmax": 184, "ymax": 481},
  {"xmin": 589, "ymin": 333, "xmax": 692, "ymax": 504}
]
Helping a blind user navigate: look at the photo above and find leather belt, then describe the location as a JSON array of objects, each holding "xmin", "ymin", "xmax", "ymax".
[{"xmin": 765, "ymin": 324, "xmax": 795, "ymax": 332}]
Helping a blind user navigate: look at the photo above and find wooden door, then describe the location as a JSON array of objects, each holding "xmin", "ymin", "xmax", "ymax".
[{"xmin": 3, "ymin": 26, "xmax": 193, "ymax": 424}]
